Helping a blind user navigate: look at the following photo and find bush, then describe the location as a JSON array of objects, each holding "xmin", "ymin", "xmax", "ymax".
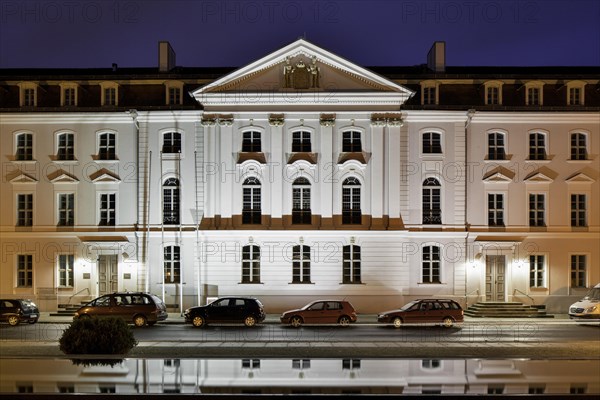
[{"xmin": 59, "ymin": 317, "xmax": 138, "ymax": 357}]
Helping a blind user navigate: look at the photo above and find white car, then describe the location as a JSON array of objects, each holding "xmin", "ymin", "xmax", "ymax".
[{"xmin": 569, "ymin": 283, "xmax": 600, "ymax": 319}]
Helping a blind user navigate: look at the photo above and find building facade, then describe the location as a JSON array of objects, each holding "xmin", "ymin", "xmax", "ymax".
[{"xmin": 1, "ymin": 40, "xmax": 598, "ymax": 313}]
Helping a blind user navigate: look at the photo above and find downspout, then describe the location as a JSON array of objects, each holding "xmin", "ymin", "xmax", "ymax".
[{"xmin": 465, "ymin": 109, "xmax": 476, "ymax": 305}]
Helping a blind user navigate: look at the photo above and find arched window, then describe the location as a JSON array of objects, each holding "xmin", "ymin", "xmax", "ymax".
[
  {"xmin": 292, "ymin": 245, "xmax": 311, "ymax": 283},
  {"xmin": 15, "ymin": 132, "xmax": 33, "ymax": 161},
  {"xmin": 422, "ymin": 132, "xmax": 442, "ymax": 154},
  {"xmin": 242, "ymin": 131, "xmax": 261, "ymax": 152},
  {"xmin": 57, "ymin": 132, "xmax": 75, "ymax": 161},
  {"xmin": 98, "ymin": 132, "xmax": 116, "ymax": 160},
  {"xmin": 242, "ymin": 245, "xmax": 261, "ymax": 283},
  {"xmin": 163, "ymin": 178, "xmax": 180, "ymax": 225},
  {"xmin": 487, "ymin": 132, "xmax": 506, "ymax": 160},
  {"xmin": 242, "ymin": 177, "xmax": 261, "ymax": 224},
  {"xmin": 342, "ymin": 177, "xmax": 361, "ymax": 224},
  {"xmin": 422, "ymin": 178, "xmax": 441, "ymax": 224},
  {"xmin": 162, "ymin": 132, "xmax": 182, "ymax": 154},
  {"xmin": 528, "ymin": 132, "xmax": 546, "ymax": 160},
  {"xmin": 570, "ymin": 132, "xmax": 587, "ymax": 160},
  {"xmin": 292, "ymin": 131, "xmax": 311, "ymax": 152},
  {"xmin": 342, "ymin": 131, "xmax": 362, "ymax": 152},
  {"xmin": 164, "ymin": 246, "xmax": 181, "ymax": 283},
  {"xmin": 292, "ymin": 177, "xmax": 311, "ymax": 224},
  {"xmin": 422, "ymin": 246, "xmax": 441, "ymax": 283}
]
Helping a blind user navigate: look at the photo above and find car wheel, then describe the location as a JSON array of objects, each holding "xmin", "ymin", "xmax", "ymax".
[
  {"xmin": 442, "ymin": 317, "xmax": 454, "ymax": 328},
  {"xmin": 133, "ymin": 315, "xmax": 147, "ymax": 327},
  {"xmin": 244, "ymin": 315, "xmax": 257, "ymax": 327},
  {"xmin": 7, "ymin": 316, "xmax": 19, "ymax": 326},
  {"xmin": 192, "ymin": 315, "xmax": 205, "ymax": 328},
  {"xmin": 338, "ymin": 316, "xmax": 351, "ymax": 327},
  {"xmin": 290, "ymin": 316, "xmax": 303, "ymax": 328},
  {"xmin": 392, "ymin": 317, "xmax": 403, "ymax": 328}
]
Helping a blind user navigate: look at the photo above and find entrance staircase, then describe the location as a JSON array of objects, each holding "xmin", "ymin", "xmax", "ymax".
[
  {"xmin": 49, "ymin": 303, "xmax": 84, "ymax": 317},
  {"xmin": 464, "ymin": 302, "xmax": 553, "ymax": 318}
]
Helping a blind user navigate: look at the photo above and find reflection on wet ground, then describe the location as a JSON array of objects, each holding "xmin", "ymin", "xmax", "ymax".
[{"xmin": 0, "ymin": 357, "xmax": 598, "ymax": 395}]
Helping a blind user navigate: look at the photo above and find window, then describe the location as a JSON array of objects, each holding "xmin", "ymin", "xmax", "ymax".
[
  {"xmin": 570, "ymin": 132, "xmax": 587, "ymax": 160},
  {"xmin": 342, "ymin": 131, "xmax": 362, "ymax": 152},
  {"xmin": 342, "ymin": 177, "xmax": 361, "ymax": 224},
  {"xmin": 571, "ymin": 194, "xmax": 587, "ymax": 227},
  {"xmin": 292, "ymin": 359, "xmax": 311, "ymax": 369},
  {"xmin": 422, "ymin": 359, "xmax": 441, "ymax": 369},
  {"xmin": 486, "ymin": 86, "xmax": 499, "ymax": 105},
  {"xmin": 422, "ymin": 246, "xmax": 441, "ymax": 284},
  {"xmin": 58, "ymin": 386, "xmax": 75, "ymax": 393},
  {"xmin": 292, "ymin": 245, "xmax": 311, "ymax": 283},
  {"xmin": 168, "ymin": 87, "xmax": 181, "ymax": 105},
  {"xmin": 571, "ymin": 255, "xmax": 586, "ymax": 288},
  {"xmin": 487, "ymin": 193, "xmax": 504, "ymax": 226},
  {"xmin": 527, "ymin": 87, "xmax": 540, "ymax": 105},
  {"xmin": 487, "ymin": 132, "xmax": 506, "ymax": 160},
  {"xmin": 292, "ymin": 131, "xmax": 311, "ymax": 152},
  {"xmin": 98, "ymin": 132, "xmax": 116, "ymax": 160},
  {"xmin": 99, "ymin": 386, "xmax": 116, "ymax": 393},
  {"xmin": 423, "ymin": 86, "xmax": 436, "ymax": 105},
  {"xmin": 104, "ymin": 88, "xmax": 116, "ymax": 106},
  {"xmin": 63, "ymin": 88, "xmax": 76, "ymax": 106},
  {"xmin": 242, "ymin": 359, "xmax": 260, "ymax": 369},
  {"xmin": 162, "ymin": 132, "xmax": 182, "ymax": 154},
  {"xmin": 15, "ymin": 132, "xmax": 33, "ymax": 161},
  {"xmin": 528, "ymin": 132, "xmax": 546, "ymax": 160},
  {"xmin": 99, "ymin": 193, "xmax": 116, "ymax": 226},
  {"xmin": 17, "ymin": 194, "xmax": 33, "ymax": 226},
  {"xmin": 570, "ymin": 385, "xmax": 587, "ymax": 394},
  {"xmin": 58, "ymin": 193, "xmax": 75, "ymax": 226},
  {"xmin": 529, "ymin": 254, "xmax": 545, "ymax": 287},
  {"xmin": 567, "ymin": 81, "xmax": 585, "ymax": 106},
  {"xmin": 164, "ymin": 246, "xmax": 181, "ymax": 284},
  {"xmin": 163, "ymin": 178, "xmax": 180, "ymax": 225},
  {"xmin": 17, "ymin": 385, "xmax": 33, "ymax": 393},
  {"xmin": 57, "ymin": 132, "xmax": 75, "ymax": 161},
  {"xmin": 569, "ymin": 87, "xmax": 581, "ymax": 105},
  {"xmin": 422, "ymin": 178, "xmax": 441, "ymax": 224},
  {"xmin": 342, "ymin": 244, "xmax": 361, "ymax": 284},
  {"xmin": 242, "ymin": 245, "xmax": 260, "ymax": 283},
  {"xmin": 528, "ymin": 193, "xmax": 545, "ymax": 227},
  {"xmin": 24, "ymin": 88, "xmax": 36, "ymax": 106},
  {"xmin": 242, "ymin": 177, "xmax": 261, "ymax": 224},
  {"xmin": 17, "ymin": 254, "xmax": 33, "ymax": 287},
  {"xmin": 342, "ymin": 359, "xmax": 361, "ymax": 370},
  {"xmin": 242, "ymin": 131, "xmax": 261, "ymax": 152},
  {"xmin": 58, "ymin": 254, "xmax": 74, "ymax": 287},
  {"xmin": 528, "ymin": 386, "xmax": 545, "ymax": 394},
  {"xmin": 292, "ymin": 177, "xmax": 311, "ymax": 224},
  {"xmin": 422, "ymin": 132, "xmax": 442, "ymax": 154},
  {"xmin": 488, "ymin": 386, "xmax": 504, "ymax": 395}
]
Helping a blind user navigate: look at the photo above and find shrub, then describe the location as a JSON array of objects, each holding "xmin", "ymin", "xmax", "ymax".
[{"xmin": 59, "ymin": 317, "xmax": 138, "ymax": 357}]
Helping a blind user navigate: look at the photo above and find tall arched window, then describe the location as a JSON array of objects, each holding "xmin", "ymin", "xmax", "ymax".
[
  {"xmin": 570, "ymin": 132, "xmax": 587, "ymax": 160},
  {"xmin": 528, "ymin": 132, "xmax": 546, "ymax": 160},
  {"xmin": 292, "ymin": 131, "xmax": 311, "ymax": 152},
  {"xmin": 163, "ymin": 178, "xmax": 180, "ymax": 225},
  {"xmin": 57, "ymin": 132, "xmax": 75, "ymax": 161},
  {"xmin": 242, "ymin": 131, "xmax": 261, "ymax": 152},
  {"xmin": 487, "ymin": 132, "xmax": 506, "ymax": 160},
  {"xmin": 15, "ymin": 132, "xmax": 33, "ymax": 161},
  {"xmin": 98, "ymin": 132, "xmax": 116, "ymax": 160},
  {"xmin": 164, "ymin": 245, "xmax": 181, "ymax": 283},
  {"xmin": 342, "ymin": 177, "xmax": 361, "ymax": 224},
  {"xmin": 162, "ymin": 132, "xmax": 182, "ymax": 154},
  {"xmin": 242, "ymin": 245, "xmax": 261, "ymax": 283},
  {"xmin": 292, "ymin": 177, "xmax": 311, "ymax": 224},
  {"xmin": 242, "ymin": 177, "xmax": 261, "ymax": 224},
  {"xmin": 292, "ymin": 245, "xmax": 311, "ymax": 283},
  {"xmin": 422, "ymin": 132, "xmax": 442, "ymax": 154},
  {"xmin": 342, "ymin": 131, "xmax": 362, "ymax": 152},
  {"xmin": 422, "ymin": 178, "xmax": 441, "ymax": 224}
]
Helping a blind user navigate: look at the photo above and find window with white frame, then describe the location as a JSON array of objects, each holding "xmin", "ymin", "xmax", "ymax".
[
  {"xmin": 528, "ymin": 193, "xmax": 545, "ymax": 227},
  {"xmin": 570, "ymin": 254, "xmax": 586, "ymax": 288},
  {"xmin": 60, "ymin": 83, "xmax": 77, "ymax": 106},
  {"xmin": 17, "ymin": 254, "xmax": 33, "ymax": 287},
  {"xmin": 570, "ymin": 132, "xmax": 587, "ymax": 160},
  {"xmin": 342, "ymin": 177, "xmax": 361, "ymax": 224},
  {"xmin": 292, "ymin": 177, "xmax": 311, "ymax": 224},
  {"xmin": 292, "ymin": 359, "xmax": 311, "ymax": 370},
  {"xmin": 15, "ymin": 132, "xmax": 33, "ymax": 161},
  {"xmin": 99, "ymin": 193, "xmax": 116, "ymax": 226},
  {"xmin": 58, "ymin": 254, "xmax": 74, "ymax": 287},
  {"xmin": 98, "ymin": 132, "xmax": 116, "ymax": 160},
  {"xmin": 163, "ymin": 178, "xmax": 180, "ymax": 225},
  {"xmin": 292, "ymin": 131, "xmax": 311, "ymax": 152},
  {"xmin": 421, "ymin": 81, "xmax": 438, "ymax": 105},
  {"xmin": 570, "ymin": 194, "xmax": 587, "ymax": 227},
  {"xmin": 422, "ymin": 245, "xmax": 441, "ymax": 284},
  {"xmin": 242, "ymin": 131, "xmax": 261, "ymax": 152},
  {"xmin": 342, "ymin": 359, "xmax": 361, "ymax": 370},
  {"xmin": 525, "ymin": 82, "xmax": 544, "ymax": 106},
  {"xmin": 342, "ymin": 244, "xmax": 361, "ymax": 284},
  {"xmin": 242, "ymin": 359, "xmax": 260, "ymax": 369},
  {"xmin": 487, "ymin": 193, "xmax": 504, "ymax": 226},
  {"xmin": 58, "ymin": 193, "xmax": 75, "ymax": 226},
  {"xmin": 162, "ymin": 131, "xmax": 182, "ymax": 154},
  {"xmin": 100, "ymin": 82, "xmax": 118, "ymax": 106},
  {"xmin": 342, "ymin": 130, "xmax": 362, "ymax": 152},
  {"xmin": 56, "ymin": 132, "xmax": 75, "ymax": 161},
  {"xmin": 422, "ymin": 178, "xmax": 441, "ymax": 224},
  {"xmin": 292, "ymin": 245, "xmax": 311, "ymax": 283},
  {"xmin": 168, "ymin": 87, "xmax": 181, "ymax": 105},
  {"xmin": 567, "ymin": 81, "xmax": 585, "ymax": 105},
  {"xmin": 24, "ymin": 88, "xmax": 36, "ymax": 106},
  {"xmin": 529, "ymin": 254, "xmax": 545, "ymax": 287},
  {"xmin": 164, "ymin": 245, "xmax": 181, "ymax": 283},
  {"xmin": 19, "ymin": 83, "xmax": 37, "ymax": 107},
  {"xmin": 528, "ymin": 132, "xmax": 546, "ymax": 160},
  {"xmin": 487, "ymin": 132, "xmax": 506, "ymax": 160},
  {"xmin": 422, "ymin": 132, "xmax": 442, "ymax": 154},
  {"xmin": 242, "ymin": 177, "xmax": 261, "ymax": 224},
  {"xmin": 17, "ymin": 194, "xmax": 33, "ymax": 226},
  {"xmin": 422, "ymin": 359, "xmax": 442, "ymax": 369},
  {"xmin": 484, "ymin": 81, "xmax": 503, "ymax": 105},
  {"xmin": 242, "ymin": 245, "xmax": 261, "ymax": 283}
]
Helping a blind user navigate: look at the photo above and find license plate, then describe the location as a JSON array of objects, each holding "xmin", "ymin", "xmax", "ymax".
[{"xmin": 29, "ymin": 314, "xmax": 38, "ymax": 318}]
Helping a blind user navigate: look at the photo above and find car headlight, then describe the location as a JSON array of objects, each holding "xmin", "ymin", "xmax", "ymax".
[{"xmin": 585, "ymin": 306, "xmax": 597, "ymax": 313}]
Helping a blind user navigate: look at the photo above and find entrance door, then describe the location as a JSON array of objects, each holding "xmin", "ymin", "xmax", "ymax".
[
  {"xmin": 485, "ymin": 255, "xmax": 506, "ymax": 301},
  {"xmin": 98, "ymin": 255, "xmax": 118, "ymax": 295}
]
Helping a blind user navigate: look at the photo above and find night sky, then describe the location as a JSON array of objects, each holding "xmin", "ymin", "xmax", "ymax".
[{"xmin": 0, "ymin": 0, "xmax": 598, "ymax": 69}]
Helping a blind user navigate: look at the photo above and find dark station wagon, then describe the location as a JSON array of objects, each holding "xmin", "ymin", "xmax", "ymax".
[
  {"xmin": 74, "ymin": 292, "xmax": 168, "ymax": 327},
  {"xmin": 378, "ymin": 299, "xmax": 464, "ymax": 328},
  {"xmin": 0, "ymin": 299, "xmax": 40, "ymax": 326}
]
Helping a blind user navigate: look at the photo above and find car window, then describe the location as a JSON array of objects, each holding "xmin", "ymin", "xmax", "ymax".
[
  {"xmin": 94, "ymin": 296, "xmax": 111, "ymax": 307},
  {"xmin": 150, "ymin": 294, "xmax": 164, "ymax": 306},
  {"xmin": 213, "ymin": 299, "xmax": 229, "ymax": 307},
  {"xmin": 401, "ymin": 301, "xmax": 419, "ymax": 311},
  {"xmin": 326, "ymin": 302, "xmax": 342, "ymax": 310},
  {"xmin": 440, "ymin": 302, "xmax": 450, "ymax": 309},
  {"xmin": 1, "ymin": 300, "xmax": 15, "ymax": 308},
  {"xmin": 115, "ymin": 295, "xmax": 129, "ymax": 305},
  {"xmin": 432, "ymin": 302, "xmax": 442, "ymax": 310},
  {"xmin": 234, "ymin": 299, "xmax": 246, "ymax": 307},
  {"xmin": 419, "ymin": 302, "xmax": 430, "ymax": 311},
  {"xmin": 307, "ymin": 302, "xmax": 324, "ymax": 311},
  {"xmin": 130, "ymin": 295, "xmax": 149, "ymax": 305}
]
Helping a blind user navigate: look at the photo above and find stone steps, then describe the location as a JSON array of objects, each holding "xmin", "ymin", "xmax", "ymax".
[{"xmin": 465, "ymin": 302, "xmax": 553, "ymax": 318}]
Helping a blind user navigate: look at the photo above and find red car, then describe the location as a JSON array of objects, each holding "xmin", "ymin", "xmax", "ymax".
[
  {"xmin": 280, "ymin": 300, "xmax": 357, "ymax": 327},
  {"xmin": 377, "ymin": 299, "xmax": 464, "ymax": 328}
]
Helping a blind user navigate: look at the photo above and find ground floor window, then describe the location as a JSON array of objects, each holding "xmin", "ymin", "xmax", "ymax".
[
  {"xmin": 529, "ymin": 254, "xmax": 545, "ymax": 288},
  {"xmin": 342, "ymin": 245, "xmax": 361, "ymax": 283},
  {"xmin": 58, "ymin": 254, "xmax": 74, "ymax": 287},
  {"xmin": 242, "ymin": 245, "xmax": 261, "ymax": 283},
  {"xmin": 17, "ymin": 254, "xmax": 33, "ymax": 287},
  {"xmin": 570, "ymin": 254, "xmax": 586, "ymax": 288},
  {"xmin": 422, "ymin": 246, "xmax": 441, "ymax": 283},
  {"xmin": 292, "ymin": 245, "xmax": 311, "ymax": 283}
]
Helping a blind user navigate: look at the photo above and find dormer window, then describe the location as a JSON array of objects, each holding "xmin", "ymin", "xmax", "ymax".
[
  {"xmin": 18, "ymin": 82, "xmax": 37, "ymax": 107},
  {"xmin": 420, "ymin": 81, "xmax": 439, "ymax": 105},
  {"xmin": 484, "ymin": 81, "xmax": 503, "ymax": 105},
  {"xmin": 566, "ymin": 81, "xmax": 586, "ymax": 106},
  {"xmin": 165, "ymin": 81, "xmax": 184, "ymax": 105},
  {"xmin": 60, "ymin": 83, "xmax": 78, "ymax": 106},
  {"xmin": 99, "ymin": 82, "xmax": 119, "ymax": 106},
  {"xmin": 525, "ymin": 81, "xmax": 544, "ymax": 106}
]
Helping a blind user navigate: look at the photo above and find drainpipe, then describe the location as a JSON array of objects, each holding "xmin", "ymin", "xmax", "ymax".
[{"xmin": 465, "ymin": 109, "xmax": 476, "ymax": 305}]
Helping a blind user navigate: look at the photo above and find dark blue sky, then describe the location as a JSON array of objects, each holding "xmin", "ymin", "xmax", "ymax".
[{"xmin": 0, "ymin": 0, "xmax": 598, "ymax": 68}]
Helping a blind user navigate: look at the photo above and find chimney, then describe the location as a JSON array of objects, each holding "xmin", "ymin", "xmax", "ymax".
[
  {"xmin": 112, "ymin": 63, "xmax": 118, "ymax": 72},
  {"xmin": 427, "ymin": 41, "xmax": 445, "ymax": 72},
  {"xmin": 159, "ymin": 41, "xmax": 176, "ymax": 72}
]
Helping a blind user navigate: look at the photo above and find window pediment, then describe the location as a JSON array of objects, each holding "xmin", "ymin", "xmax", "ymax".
[
  {"xmin": 9, "ymin": 172, "xmax": 38, "ymax": 184},
  {"xmin": 90, "ymin": 168, "xmax": 121, "ymax": 183},
  {"xmin": 48, "ymin": 169, "xmax": 79, "ymax": 184},
  {"xmin": 566, "ymin": 172, "xmax": 595, "ymax": 183}
]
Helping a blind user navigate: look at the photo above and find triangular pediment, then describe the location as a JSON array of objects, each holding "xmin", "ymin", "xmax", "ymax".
[
  {"xmin": 524, "ymin": 172, "xmax": 554, "ymax": 183},
  {"xmin": 90, "ymin": 168, "xmax": 121, "ymax": 183},
  {"xmin": 566, "ymin": 172, "xmax": 595, "ymax": 183},
  {"xmin": 48, "ymin": 169, "xmax": 79, "ymax": 183},
  {"xmin": 193, "ymin": 39, "xmax": 413, "ymax": 109},
  {"xmin": 9, "ymin": 172, "xmax": 38, "ymax": 184},
  {"xmin": 483, "ymin": 167, "xmax": 514, "ymax": 183}
]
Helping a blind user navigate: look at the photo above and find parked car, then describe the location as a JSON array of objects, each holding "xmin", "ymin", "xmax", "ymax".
[
  {"xmin": 0, "ymin": 299, "xmax": 39, "ymax": 326},
  {"xmin": 377, "ymin": 299, "xmax": 464, "ymax": 328},
  {"xmin": 569, "ymin": 283, "xmax": 600, "ymax": 319},
  {"xmin": 280, "ymin": 300, "xmax": 358, "ymax": 327},
  {"xmin": 184, "ymin": 297, "xmax": 265, "ymax": 328},
  {"xmin": 74, "ymin": 292, "xmax": 168, "ymax": 327}
]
